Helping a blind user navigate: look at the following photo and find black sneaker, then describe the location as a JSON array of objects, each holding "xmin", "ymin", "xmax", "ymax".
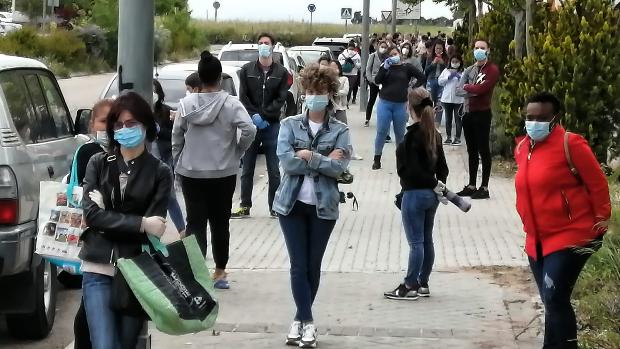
[
  {"xmin": 231, "ymin": 206, "xmax": 250, "ymax": 219},
  {"xmin": 270, "ymin": 210, "xmax": 278, "ymax": 219},
  {"xmin": 385, "ymin": 135, "xmax": 392, "ymax": 143},
  {"xmin": 471, "ymin": 187, "xmax": 490, "ymax": 200},
  {"xmin": 452, "ymin": 138, "xmax": 462, "ymax": 146},
  {"xmin": 372, "ymin": 161, "xmax": 381, "ymax": 170},
  {"xmin": 364, "ymin": 121, "xmax": 370, "ymax": 127},
  {"xmin": 384, "ymin": 284, "xmax": 419, "ymax": 301},
  {"xmin": 418, "ymin": 283, "xmax": 430, "ymax": 297},
  {"xmin": 456, "ymin": 186, "xmax": 477, "ymax": 197},
  {"xmin": 443, "ymin": 138, "xmax": 452, "ymax": 145}
]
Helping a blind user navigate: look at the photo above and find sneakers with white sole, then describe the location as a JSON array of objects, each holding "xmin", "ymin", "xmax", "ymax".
[
  {"xmin": 299, "ymin": 323, "xmax": 317, "ymax": 348},
  {"xmin": 286, "ymin": 321, "xmax": 302, "ymax": 346}
]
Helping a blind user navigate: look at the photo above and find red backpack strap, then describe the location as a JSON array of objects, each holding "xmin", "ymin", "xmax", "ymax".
[{"xmin": 563, "ymin": 132, "xmax": 582, "ymax": 182}]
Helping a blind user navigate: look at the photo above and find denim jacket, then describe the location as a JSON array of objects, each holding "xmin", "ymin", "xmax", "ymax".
[{"xmin": 273, "ymin": 113, "xmax": 351, "ymax": 220}]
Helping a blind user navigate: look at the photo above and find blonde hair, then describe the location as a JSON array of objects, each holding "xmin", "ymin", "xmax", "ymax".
[{"xmin": 408, "ymin": 87, "xmax": 438, "ymax": 161}]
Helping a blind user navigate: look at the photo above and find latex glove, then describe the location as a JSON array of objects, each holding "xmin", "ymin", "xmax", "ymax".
[
  {"xmin": 437, "ymin": 193, "xmax": 449, "ymax": 205},
  {"xmin": 160, "ymin": 229, "xmax": 181, "ymax": 245},
  {"xmin": 433, "ymin": 181, "xmax": 447, "ymax": 196},
  {"xmin": 142, "ymin": 216, "xmax": 167, "ymax": 237},
  {"xmin": 449, "ymin": 71, "xmax": 458, "ymax": 80},
  {"xmin": 89, "ymin": 190, "xmax": 105, "ymax": 209},
  {"xmin": 251, "ymin": 114, "xmax": 270, "ymax": 130},
  {"xmin": 383, "ymin": 58, "xmax": 394, "ymax": 70}
]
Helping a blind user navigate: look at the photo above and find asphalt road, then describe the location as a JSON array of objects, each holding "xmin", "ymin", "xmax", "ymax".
[{"xmin": 0, "ymin": 73, "xmax": 116, "ymax": 349}]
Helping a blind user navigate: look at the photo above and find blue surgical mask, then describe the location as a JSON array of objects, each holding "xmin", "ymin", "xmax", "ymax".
[
  {"xmin": 525, "ymin": 121, "xmax": 551, "ymax": 142},
  {"xmin": 258, "ymin": 44, "xmax": 272, "ymax": 58},
  {"xmin": 305, "ymin": 95, "xmax": 329, "ymax": 112},
  {"xmin": 114, "ymin": 125, "xmax": 145, "ymax": 148},
  {"xmin": 389, "ymin": 55, "xmax": 401, "ymax": 64},
  {"xmin": 474, "ymin": 48, "xmax": 488, "ymax": 62}
]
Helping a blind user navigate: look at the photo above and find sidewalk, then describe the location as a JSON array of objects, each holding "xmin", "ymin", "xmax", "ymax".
[{"xmin": 150, "ymin": 108, "xmax": 543, "ymax": 348}]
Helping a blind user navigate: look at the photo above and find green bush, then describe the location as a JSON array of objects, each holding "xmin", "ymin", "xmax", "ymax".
[
  {"xmin": 38, "ymin": 30, "xmax": 87, "ymax": 65},
  {"xmin": 0, "ymin": 26, "xmax": 42, "ymax": 57}
]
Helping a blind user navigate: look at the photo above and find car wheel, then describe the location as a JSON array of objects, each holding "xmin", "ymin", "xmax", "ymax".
[{"xmin": 6, "ymin": 259, "xmax": 57, "ymax": 340}]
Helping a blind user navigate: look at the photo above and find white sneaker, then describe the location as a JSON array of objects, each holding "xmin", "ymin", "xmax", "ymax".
[
  {"xmin": 286, "ymin": 321, "xmax": 302, "ymax": 346},
  {"xmin": 351, "ymin": 154, "xmax": 364, "ymax": 160},
  {"xmin": 299, "ymin": 323, "xmax": 317, "ymax": 348}
]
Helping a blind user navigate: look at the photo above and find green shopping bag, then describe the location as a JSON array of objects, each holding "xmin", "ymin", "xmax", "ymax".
[{"xmin": 117, "ymin": 235, "xmax": 218, "ymax": 335}]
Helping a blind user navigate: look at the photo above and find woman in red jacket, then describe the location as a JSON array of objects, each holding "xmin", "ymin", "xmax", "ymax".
[{"xmin": 515, "ymin": 92, "xmax": 611, "ymax": 349}]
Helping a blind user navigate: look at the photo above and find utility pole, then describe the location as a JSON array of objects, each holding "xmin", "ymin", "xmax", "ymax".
[
  {"xmin": 359, "ymin": 0, "xmax": 370, "ymax": 111},
  {"xmin": 11, "ymin": 0, "xmax": 15, "ymax": 13},
  {"xmin": 391, "ymin": 0, "xmax": 397, "ymax": 34},
  {"xmin": 117, "ymin": 0, "xmax": 154, "ymax": 118}
]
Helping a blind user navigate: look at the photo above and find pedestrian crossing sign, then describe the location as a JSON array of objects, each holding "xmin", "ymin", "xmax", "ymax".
[{"xmin": 341, "ymin": 8, "xmax": 352, "ymax": 20}]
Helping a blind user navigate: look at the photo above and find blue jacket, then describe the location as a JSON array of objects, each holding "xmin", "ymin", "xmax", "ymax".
[{"xmin": 273, "ymin": 113, "xmax": 351, "ymax": 220}]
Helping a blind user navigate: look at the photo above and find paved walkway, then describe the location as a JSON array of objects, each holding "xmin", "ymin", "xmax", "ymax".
[{"xmin": 150, "ymin": 109, "xmax": 541, "ymax": 348}]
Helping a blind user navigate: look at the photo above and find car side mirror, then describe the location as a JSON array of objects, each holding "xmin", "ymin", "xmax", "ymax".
[{"xmin": 75, "ymin": 109, "xmax": 92, "ymax": 135}]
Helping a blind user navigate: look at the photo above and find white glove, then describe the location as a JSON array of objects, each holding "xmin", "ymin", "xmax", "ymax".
[
  {"xmin": 433, "ymin": 181, "xmax": 446, "ymax": 195},
  {"xmin": 89, "ymin": 190, "xmax": 105, "ymax": 209},
  {"xmin": 160, "ymin": 229, "xmax": 181, "ymax": 245},
  {"xmin": 437, "ymin": 194, "xmax": 449, "ymax": 205},
  {"xmin": 141, "ymin": 216, "xmax": 167, "ymax": 237}
]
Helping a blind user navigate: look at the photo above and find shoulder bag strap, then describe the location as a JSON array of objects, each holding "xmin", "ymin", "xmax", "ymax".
[
  {"xmin": 564, "ymin": 132, "xmax": 582, "ymax": 183},
  {"xmin": 66, "ymin": 144, "xmax": 85, "ymax": 207}
]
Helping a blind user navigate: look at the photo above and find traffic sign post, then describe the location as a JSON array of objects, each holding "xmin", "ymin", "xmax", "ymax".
[
  {"xmin": 308, "ymin": 3, "xmax": 316, "ymax": 29},
  {"xmin": 341, "ymin": 7, "xmax": 352, "ymax": 31},
  {"xmin": 213, "ymin": 1, "xmax": 220, "ymax": 22}
]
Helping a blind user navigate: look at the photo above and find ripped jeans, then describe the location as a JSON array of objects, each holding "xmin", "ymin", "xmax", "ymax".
[{"xmin": 529, "ymin": 245, "xmax": 592, "ymax": 349}]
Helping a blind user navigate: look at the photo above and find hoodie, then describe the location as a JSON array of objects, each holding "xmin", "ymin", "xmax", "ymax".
[{"xmin": 172, "ymin": 91, "xmax": 257, "ymax": 179}]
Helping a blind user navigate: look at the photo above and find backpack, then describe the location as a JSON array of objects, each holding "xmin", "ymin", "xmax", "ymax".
[{"xmin": 342, "ymin": 59, "xmax": 354, "ymax": 73}]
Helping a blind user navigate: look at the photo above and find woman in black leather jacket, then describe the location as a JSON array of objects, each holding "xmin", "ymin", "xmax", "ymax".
[{"xmin": 79, "ymin": 92, "xmax": 176, "ymax": 349}]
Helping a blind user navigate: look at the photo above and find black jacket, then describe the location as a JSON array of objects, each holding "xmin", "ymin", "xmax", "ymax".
[
  {"xmin": 239, "ymin": 60, "xmax": 289, "ymax": 123},
  {"xmin": 155, "ymin": 103, "xmax": 173, "ymax": 163},
  {"xmin": 78, "ymin": 151, "xmax": 172, "ymax": 264},
  {"xmin": 375, "ymin": 64, "xmax": 426, "ymax": 103},
  {"xmin": 396, "ymin": 123, "xmax": 449, "ymax": 191}
]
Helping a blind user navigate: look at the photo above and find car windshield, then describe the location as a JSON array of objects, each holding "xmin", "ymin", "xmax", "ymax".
[
  {"xmin": 289, "ymin": 50, "xmax": 328, "ymax": 65},
  {"xmin": 220, "ymin": 50, "xmax": 284, "ymax": 66}
]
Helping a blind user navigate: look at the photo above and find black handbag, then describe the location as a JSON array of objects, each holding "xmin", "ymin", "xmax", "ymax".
[
  {"xmin": 337, "ymin": 170, "xmax": 354, "ymax": 184},
  {"xmin": 394, "ymin": 191, "xmax": 403, "ymax": 210},
  {"xmin": 105, "ymin": 154, "xmax": 149, "ymax": 318}
]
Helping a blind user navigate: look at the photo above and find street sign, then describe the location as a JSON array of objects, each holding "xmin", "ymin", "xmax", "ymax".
[
  {"xmin": 213, "ymin": 1, "xmax": 220, "ymax": 9},
  {"xmin": 341, "ymin": 8, "xmax": 352, "ymax": 20},
  {"xmin": 396, "ymin": 1, "xmax": 421, "ymax": 20},
  {"xmin": 381, "ymin": 10, "xmax": 392, "ymax": 23},
  {"xmin": 308, "ymin": 4, "xmax": 316, "ymax": 13}
]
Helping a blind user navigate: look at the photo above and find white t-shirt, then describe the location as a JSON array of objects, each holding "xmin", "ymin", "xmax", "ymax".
[{"xmin": 297, "ymin": 120, "xmax": 323, "ymax": 205}]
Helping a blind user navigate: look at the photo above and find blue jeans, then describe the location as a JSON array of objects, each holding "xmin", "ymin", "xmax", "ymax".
[
  {"xmin": 401, "ymin": 190, "xmax": 439, "ymax": 286},
  {"xmin": 374, "ymin": 98, "xmax": 408, "ymax": 156},
  {"xmin": 240, "ymin": 122, "xmax": 281, "ymax": 211},
  {"xmin": 428, "ymin": 78, "xmax": 443, "ymax": 123},
  {"xmin": 82, "ymin": 272, "xmax": 144, "ymax": 349},
  {"xmin": 279, "ymin": 201, "xmax": 336, "ymax": 322},
  {"xmin": 529, "ymin": 246, "xmax": 592, "ymax": 349}
]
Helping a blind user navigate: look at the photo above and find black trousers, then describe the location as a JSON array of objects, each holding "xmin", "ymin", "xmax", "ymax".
[
  {"xmin": 366, "ymin": 83, "xmax": 380, "ymax": 121},
  {"xmin": 181, "ymin": 175, "xmax": 236, "ymax": 270},
  {"xmin": 73, "ymin": 298, "xmax": 91, "ymax": 349},
  {"xmin": 462, "ymin": 110, "xmax": 492, "ymax": 188},
  {"xmin": 443, "ymin": 103, "xmax": 463, "ymax": 139},
  {"xmin": 346, "ymin": 74, "xmax": 359, "ymax": 103}
]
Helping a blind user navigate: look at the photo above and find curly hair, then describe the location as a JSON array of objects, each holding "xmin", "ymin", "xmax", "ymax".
[{"xmin": 299, "ymin": 63, "xmax": 339, "ymax": 95}]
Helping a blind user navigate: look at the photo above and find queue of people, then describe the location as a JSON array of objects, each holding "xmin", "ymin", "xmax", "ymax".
[{"xmin": 67, "ymin": 30, "xmax": 611, "ymax": 349}]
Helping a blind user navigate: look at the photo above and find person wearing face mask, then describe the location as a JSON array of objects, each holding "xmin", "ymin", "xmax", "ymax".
[
  {"xmin": 364, "ymin": 40, "xmax": 389, "ymax": 127},
  {"xmin": 79, "ymin": 92, "xmax": 178, "ymax": 349},
  {"xmin": 172, "ymin": 51, "xmax": 256, "ymax": 289},
  {"xmin": 337, "ymin": 42, "xmax": 362, "ymax": 106},
  {"xmin": 424, "ymin": 40, "xmax": 449, "ymax": 126},
  {"xmin": 438, "ymin": 55, "xmax": 465, "ymax": 145},
  {"xmin": 234, "ymin": 33, "xmax": 289, "ymax": 219},
  {"xmin": 514, "ymin": 92, "xmax": 611, "ymax": 349},
  {"xmin": 384, "ymin": 87, "xmax": 448, "ymax": 301},
  {"xmin": 456, "ymin": 39, "xmax": 500, "ymax": 200},
  {"xmin": 372, "ymin": 46, "xmax": 426, "ymax": 170},
  {"xmin": 401, "ymin": 42, "xmax": 423, "ymax": 74},
  {"xmin": 69, "ymin": 98, "xmax": 113, "ymax": 349},
  {"xmin": 273, "ymin": 63, "xmax": 351, "ymax": 349}
]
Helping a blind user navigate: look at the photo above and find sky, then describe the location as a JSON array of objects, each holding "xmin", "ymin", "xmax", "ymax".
[{"xmin": 187, "ymin": 0, "xmax": 453, "ymax": 22}]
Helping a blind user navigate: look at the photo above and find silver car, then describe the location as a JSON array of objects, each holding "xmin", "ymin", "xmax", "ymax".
[{"xmin": 0, "ymin": 54, "xmax": 80, "ymax": 339}]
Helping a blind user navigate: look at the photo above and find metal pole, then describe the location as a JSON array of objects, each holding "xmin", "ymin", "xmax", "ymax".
[
  {"xmin": 11, "ymin": 0, "xmax": 15, "ymax": 13},
  {"xmin": 391, "ymin": 0, "xmax": 397, "ymax": 34},
  {"xmin": 117, "ymin": 0, "xmax": 155, "ymax": 104},
  {"xmin": 345, "ymin": 19, "xmax": 348, "ymax": 31},
  {"xmin": 215, "ymin": 8, "xmax": 218, "ymax": 22},
  {"xmin": 359, "ymin": 0, "xmax": 370, "ymax": 111},
  {"xmin": 310, "ymin": 12, "xmax": 313, "ymax": 31}
]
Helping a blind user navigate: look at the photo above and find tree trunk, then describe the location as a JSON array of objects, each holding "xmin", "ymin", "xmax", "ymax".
[
  {"xmin": 467, "ymin": 0, "xmax": 476, "ymax": 46},
  {"xmin": 477, "ymin": 0, "xmax": 484, "ymax": 20},
  {"xmin": 511, "ymin": 8, "xmax": 525, "ymax": 60},
  {"xmin": 525, "ymin": 0, "xmax": 535, "ymax": 57}
]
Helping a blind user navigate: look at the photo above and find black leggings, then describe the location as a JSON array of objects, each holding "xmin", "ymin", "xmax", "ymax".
[
  {"xmin": 181, "ymin": 175, "xmax": 236, "ymax": 269},
  {"xmin": 366, "ymin": 83, "xmax": 380, "ymax": 121},
  {"xmin": 443, "ymin": 103, "xmax": 463, "ymax": 139},
  {"xmin": 346, "ymin": 74, "xmax": 359, "ymax": 103},
  {"xmin": 462, "ymin": 110, "xmax": 492, "ymax": 188}
]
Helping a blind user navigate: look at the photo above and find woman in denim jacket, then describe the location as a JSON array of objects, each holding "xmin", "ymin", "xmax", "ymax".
[{"xmin": 273, "ymin": 63, "xmax": 351, "ymax": 348}]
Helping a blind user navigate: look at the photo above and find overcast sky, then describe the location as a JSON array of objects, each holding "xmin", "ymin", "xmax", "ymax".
[{"xmin": 187, "ymin": 0, "xmax": 453, "ymax": 22}]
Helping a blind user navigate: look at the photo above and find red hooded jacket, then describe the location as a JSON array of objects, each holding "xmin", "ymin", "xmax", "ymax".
[{"xmin": 514, "ymin": 126, "xmax": 611, "ymax": 259}]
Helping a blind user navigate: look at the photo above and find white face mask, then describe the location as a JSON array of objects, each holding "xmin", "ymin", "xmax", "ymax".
[
  {"xmin": 378, "ymin": 47, "xmax": 387, "ymax": 54},
  {"xmin": 95, "ymin": 130, "xmax": 109, "ymax": 148},
  {"xmin": 402, "ymin": 48, "xmax": 410, "ymax": 56}
]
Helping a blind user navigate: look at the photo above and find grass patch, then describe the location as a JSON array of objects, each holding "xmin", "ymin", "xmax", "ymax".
[
  {"xmin": 492, "ymin": 156, "xmax": 517, "ymax": 178},
  {"xmin": 574, "ymin": 176, "xmax": 620, "ymax": 348}
]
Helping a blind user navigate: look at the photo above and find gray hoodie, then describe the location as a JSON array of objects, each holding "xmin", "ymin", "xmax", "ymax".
[{"xmin": 172, "ymin": 91, "xmax": 256, "ymax": 179}]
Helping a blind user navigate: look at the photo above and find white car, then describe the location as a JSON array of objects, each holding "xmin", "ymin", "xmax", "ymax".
[
  {"xmin": 100, "ymin": 63, "xmax": 242, "ymax": 110},
  {"xmin": 313, "ymin": 37, "xmax": 352, "ymax": 58},
  {"xmin": 288, "ymin": 46, "xmax": 335, "ymax": 66},
  {"xmin": 218, "ymin": 42, "xmax": 302, "ymax": 116},
  {"xmin": 0, "ymin": 22, "xmax": 22, "ymax": 36}
]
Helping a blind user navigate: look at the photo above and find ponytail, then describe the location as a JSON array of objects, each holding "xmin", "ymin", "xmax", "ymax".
[{"xmin": 408, "ymin": 90, "xmax": 438, "ymax": 162}]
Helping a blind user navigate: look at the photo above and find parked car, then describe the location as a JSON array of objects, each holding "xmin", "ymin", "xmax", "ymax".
[
  {"xmin": 343, "ymin": 33, "xmax": 362, "ymax": 41},
  {"xmin": 312, "ymin": 37, "xmax": 352, "ymax": 58},
  {"xmin": 0, "ymin": 54, "xmax": 82, "ymax": 340},
  {"xmin": 218, "ymin": 42, "xmax": 302, "ymax": 116},
  {"xmin": 288, "ymin": 45, "xmax": 334, "ymax": 65},
  {"xmin": 100, "ymin": 63, "xmax": 242, "ymax": 110},
  {"xmin": 0, "ymin": 22, "xmax": 22, "ymax": 36}
]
